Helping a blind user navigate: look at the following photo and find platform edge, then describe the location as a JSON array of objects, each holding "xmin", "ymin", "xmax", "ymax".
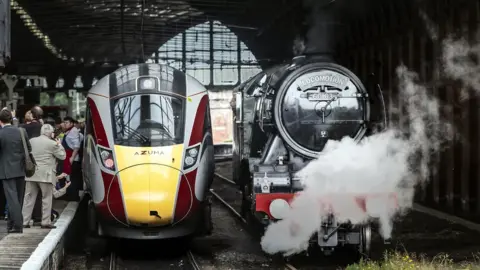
[{"xmin": 20, "ymin": 196, "xmax": 83, "ymax": 270}]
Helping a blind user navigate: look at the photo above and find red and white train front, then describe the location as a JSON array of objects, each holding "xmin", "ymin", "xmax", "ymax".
[{"xmin": 83, "ymin": 63, "xmax": 214, "ymax": 239}]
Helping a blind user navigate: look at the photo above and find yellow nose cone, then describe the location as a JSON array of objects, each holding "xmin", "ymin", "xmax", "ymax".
[{"xmin": 114, "ymin": 145, "xmax": 184, "ymax": 226}]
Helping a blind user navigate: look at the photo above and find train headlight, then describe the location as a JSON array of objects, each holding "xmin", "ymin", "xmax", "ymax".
[
  {"xmin": 183, "ymin": 144, "xmax": 200, "ymax": 170},
  {"xmin": 185, "ymin": 156, "xmax": 195, "ymax": 166},
  {"xmin": 188, "ymin": 148, "xmax": 198, "ymax": 158},
  {"xmin": 137, "ymin": 77, "xmax": 158, "ymax": 91},
  {"xmin": 97, "ymin": 146, "xmax": 116, "ymax": 171}
]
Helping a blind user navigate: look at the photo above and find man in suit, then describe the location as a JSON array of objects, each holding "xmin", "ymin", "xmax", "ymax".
[
  {"xmin": 0, "ymin": 108, "xmax": 31, "ymax": 233},
  {"xmin": 20, "ymin": 106, "xmax": 43, "ymax": 224},
  {"xmin": 22, "ymin": 124, "xmax": 66, "ymax": 229}
]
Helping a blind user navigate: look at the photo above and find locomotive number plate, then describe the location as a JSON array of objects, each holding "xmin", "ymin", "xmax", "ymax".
[
  {"xmin": 307, "ymin": 93, "xmax": 338, "ymax": 101},
  {"xmin": 253, "ymin": 176, "xmax": 290, "ymax": 186}
]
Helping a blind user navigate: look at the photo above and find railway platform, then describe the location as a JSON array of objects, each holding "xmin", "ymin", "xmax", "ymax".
[{"xmin": 0, "ymin": 196, "xmax": 83, "ymax": 270}]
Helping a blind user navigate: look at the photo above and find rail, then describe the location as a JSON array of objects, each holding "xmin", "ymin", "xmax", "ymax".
[
  {"xmin": 213, "ymin": 172, "xmax": 236, "ymax": 185},
  {"xmin": 109, "ymin": 250, "xmax": 201, "ymax": 270},
  {"xmin": 109, "ymin": 252, "xmax": 117, "ymax": 270},
  {"xmin": 186, "ymin": 250, "xmax": 201, "ymax": 270}
]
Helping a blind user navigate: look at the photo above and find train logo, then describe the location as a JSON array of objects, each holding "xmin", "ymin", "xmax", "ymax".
[{"xmin": 298, "ymin": 71, "xmax": 348, "ymax": 103}]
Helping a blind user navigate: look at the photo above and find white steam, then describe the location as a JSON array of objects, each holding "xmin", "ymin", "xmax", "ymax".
[
  {"xmin": 260, "ymin": 56, "xmax": 459, "ymax": 256},
  {"xmin": 443, "ymin": 32, "xmax": 480, "ymax": 94}
]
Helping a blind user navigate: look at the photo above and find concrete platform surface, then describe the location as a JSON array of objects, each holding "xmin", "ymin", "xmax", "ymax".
[{"xmin": 0, "ymin": 200, "xmax": 69, "ymax": 269}]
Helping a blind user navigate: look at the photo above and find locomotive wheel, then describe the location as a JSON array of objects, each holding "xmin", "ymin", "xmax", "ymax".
[
  {"xmin": 358, "ymin": 224, "xmax": 372, "ymax": 258},
  {"xmin": 240, "ymin": 179, "xmax": 264, "ymax": 238}
]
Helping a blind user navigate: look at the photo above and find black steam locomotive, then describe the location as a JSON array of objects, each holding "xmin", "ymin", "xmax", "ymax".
[{"xmin": 231, "ymin": 55, "xmax": 387, "ymax": 256}]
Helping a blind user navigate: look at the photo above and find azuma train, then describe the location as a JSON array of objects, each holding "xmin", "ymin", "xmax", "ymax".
[
  {"xmin": 83, "ymin": 63, "xmax": 215, "ymax": 240},
  {"xmin": 232, "ymin": 55, "xmax": 389, "ymax": 256}
]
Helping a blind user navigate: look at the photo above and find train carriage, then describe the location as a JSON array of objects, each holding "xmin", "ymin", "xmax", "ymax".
[{"xmin": 83, "ymin": 63, "xmax": 215, "ymax": 240}]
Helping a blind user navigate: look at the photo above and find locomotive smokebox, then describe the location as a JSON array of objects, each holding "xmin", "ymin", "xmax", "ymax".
[{"xmin": 302, "ymin": 0, "xmax": 345, "ymax": 60}]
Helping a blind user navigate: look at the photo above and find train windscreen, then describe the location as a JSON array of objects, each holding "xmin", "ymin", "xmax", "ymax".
[{"xmin": 112, "ymin": 94, "xmax": 184, "ymax": 147}]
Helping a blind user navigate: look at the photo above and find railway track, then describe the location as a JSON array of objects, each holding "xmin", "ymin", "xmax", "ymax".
[
  {"xmin": 211, "ymin": 172, "xmax": 299, "ymax": 270},
  {"xmin": 108, "ymin": 249, "xmax": 201, "ymax": 270}
]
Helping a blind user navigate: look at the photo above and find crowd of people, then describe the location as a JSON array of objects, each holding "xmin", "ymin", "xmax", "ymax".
[{"xmin": 0, "ymin": 106, "xmax": 84, "ymax": 233}]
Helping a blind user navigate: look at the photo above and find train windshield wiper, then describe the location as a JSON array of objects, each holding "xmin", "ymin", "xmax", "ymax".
[
  {"xmin": 116, "ymin": 119, "xmax": 151, "ymax": 145},
  {"xmin": 123, "ymin": 125, "xmax": 151, "ymax": 145}
]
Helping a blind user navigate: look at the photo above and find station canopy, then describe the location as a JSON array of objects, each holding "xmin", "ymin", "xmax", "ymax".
[
  {"xmin": 10, "ymin": 0, "xmax": 308, "ymax": 73},
  {"xmin": 9, "ymin": 0, "xmax": 416, "ymax": 76}
]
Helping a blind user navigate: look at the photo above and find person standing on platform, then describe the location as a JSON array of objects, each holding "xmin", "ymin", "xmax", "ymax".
[
  {"xmin": 61, "ymin": 116, "xmax": 82, "ymax": 201},
  {"xmin": 24, "ymin": 110, "xmax": 33, "ymax": 125},
  {"xmin": 0, "ymin": 108, "xmax": 31, "ymax": 233},
  {"xmin": 2, "ymin": 110, "xmax": 26, "ymax": 219},
  {"xmin": 22, "ymin": 124, "xmax": 66, "ymax": 229},
  {"xmin": 53, "ymin": 117, "xmax": 64, "ymax": 139},
  {"xmin": 21, "ymin": 106, "xmax": 43, "ymax": 137},
  {"xmin": 20, "ymin": 106, "xmax": 43, "ymax": 225}
]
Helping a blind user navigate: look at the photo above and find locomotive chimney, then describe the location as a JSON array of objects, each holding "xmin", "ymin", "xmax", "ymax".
[{"xmin": 302, "ymin": 0, "xmax": 344, "ymax": 61}]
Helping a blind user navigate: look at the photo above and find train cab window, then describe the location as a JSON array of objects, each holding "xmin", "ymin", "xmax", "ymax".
[{"xmin": 112, "ymin": 94, "xmax": 184, "ymax": 147}]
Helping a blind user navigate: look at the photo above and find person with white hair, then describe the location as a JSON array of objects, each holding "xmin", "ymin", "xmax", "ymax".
[{"xmin": 22, "ymin": 124, "xmax": 66, "ymax": 229}]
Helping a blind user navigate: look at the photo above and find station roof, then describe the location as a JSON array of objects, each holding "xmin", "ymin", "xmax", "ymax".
[{"xmin": 8, "ymin": 0, "xmax": 428, "ymax": 75}]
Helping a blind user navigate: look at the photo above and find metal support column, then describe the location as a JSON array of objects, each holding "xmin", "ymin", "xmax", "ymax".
[
  {"xmin": 182, "ymin": 32, "xmax": 187, "ymax": 72},
  {"xmin": 237, "ymin": 36, "xmax": 241, "ymax": 84},
  {"xmin": 209, "ymin": 20, "xmax": 214, "ymax": 87},
  {"xmin": 0, "ymin": 0, "xmax": 11, "ymax": 69},
  {"xmin": 1, "ymin": 74, "xmax": 18, "ymax": 110}
]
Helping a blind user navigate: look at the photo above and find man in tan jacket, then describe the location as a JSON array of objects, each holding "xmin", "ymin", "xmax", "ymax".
[{"xmin": 22, "ymin": 124, "xmax": 66, "ymax": 229}]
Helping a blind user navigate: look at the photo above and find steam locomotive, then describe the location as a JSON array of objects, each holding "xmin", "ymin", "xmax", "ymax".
[{"xmin": 231, "ymin": 55, "xmax": 387, "ymax": 256}]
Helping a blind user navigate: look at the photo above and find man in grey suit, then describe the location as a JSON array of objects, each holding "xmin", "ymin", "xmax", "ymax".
[
  {"xmin": 0, "ymin": 109, "xmax": 32, "ymax": 233},
  {"xmin": 23, "ymin": 124, "xmax": 66, "ymax": 229}
]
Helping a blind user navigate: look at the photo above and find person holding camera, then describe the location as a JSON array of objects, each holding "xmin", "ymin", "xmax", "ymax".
[{"xmin": 22, "ymin": 124, "xmax": 66, "ymax": 229}]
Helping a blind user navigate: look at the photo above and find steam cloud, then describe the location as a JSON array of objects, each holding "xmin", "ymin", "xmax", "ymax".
[
  {"xmin": 443, "ymin": 33, "xmax": 480, "ymax": 94},
  {"xmin": 261, "ymin": 28, "xmax": 479, "ymax": 256}
]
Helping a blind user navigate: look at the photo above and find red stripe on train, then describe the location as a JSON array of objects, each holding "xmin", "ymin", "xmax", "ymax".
[
  {"xmin": 175, "ymin": 95, "xmax": 208, "ymax": 222},
  {"xmin": 174, "ymin": 169, "xmax": 199, "ymax": 222},
  {"xmin": 87, "ymin": 97, "xmax": 110, "ymax": 148},
  {"xmin": 96, "ymin": 171, "xmax": 127, "ymax": 223},
  {"xmin": 188, "ymin": 95, "xmax": 208, "ymax": 146}
]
